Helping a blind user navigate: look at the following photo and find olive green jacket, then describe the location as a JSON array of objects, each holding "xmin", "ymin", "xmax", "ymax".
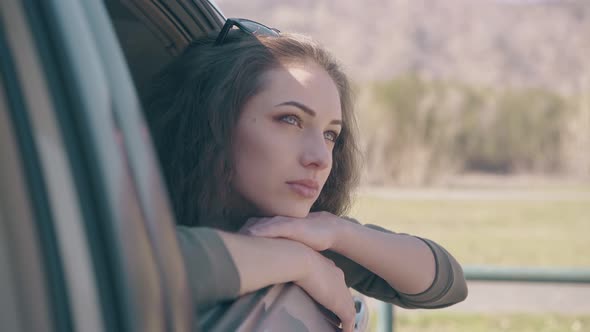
[{"xmin": 176, "ymin": 218, "xmax": 467, "ymax": 311}]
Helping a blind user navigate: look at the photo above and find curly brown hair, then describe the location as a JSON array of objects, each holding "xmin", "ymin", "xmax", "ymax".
[{"xmin": 144, "ymin": 31, "xmax": 360, "ymax": 230}]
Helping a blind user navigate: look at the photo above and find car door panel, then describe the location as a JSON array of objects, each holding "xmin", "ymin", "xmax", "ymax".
[
  {"xmin": 1, "ymin": 2, "xmax": 105, "ymax": 331},
  {"xmin": 0, "ymin": 63, "xmax": 54, "ymax": 332},
  {"xmin": 81, "ymin": 1, "xmax": 194, "ymax": 330},
  {"xmin": 39, "ymin": 0, "xmax": 172, "ymax": 330},
  {"xmin": 0, "ymin": 2, "xmax": 75, "ymax": 330}
]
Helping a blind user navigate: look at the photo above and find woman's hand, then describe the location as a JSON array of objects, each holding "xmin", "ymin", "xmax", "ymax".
[
  {"xmin": 241, "ymin": 211, "xmax": 342, "ymax": 251},
  {"xmin": 295, "ymin": 248, "xmax": 356, "ymax": 332},
  {"xmin": 236, "ymin": 218, "xmax": 355, "ymax": 331},
  {"xmin": 219, "ymin": 230, "xmax": 355, "ymax": 330}
]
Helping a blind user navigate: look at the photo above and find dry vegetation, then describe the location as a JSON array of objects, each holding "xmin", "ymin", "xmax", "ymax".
[
  {"xmin": 217, "ymin": 0, "xmax": 590, "ymax": 185},
  {"xmin": 357, "ymin": 76, "xmax": 590, "ymax": 185}
]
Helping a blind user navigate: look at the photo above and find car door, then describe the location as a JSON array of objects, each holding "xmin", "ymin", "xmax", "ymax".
[{"xmin": 1, "ymin": 0, "xmax": 192, "ymax": 331}]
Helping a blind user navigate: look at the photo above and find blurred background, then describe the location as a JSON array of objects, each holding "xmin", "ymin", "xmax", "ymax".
[{"xmin": 219, "ymin": 0, "xmax": 590, "ymax": 330}]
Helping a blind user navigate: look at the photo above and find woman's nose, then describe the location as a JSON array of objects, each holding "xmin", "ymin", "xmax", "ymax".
[{"xmin": 299, "ymin": 132, "xmax": 331, "ymax": 170}]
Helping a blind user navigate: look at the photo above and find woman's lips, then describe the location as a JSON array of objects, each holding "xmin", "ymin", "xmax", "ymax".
[{"xmin": 286, "ymin": 179, "xmax": 319, "ymax": 198}]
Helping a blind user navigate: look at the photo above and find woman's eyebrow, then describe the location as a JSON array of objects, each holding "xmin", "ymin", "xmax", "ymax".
[{"xmin": 275, "ymin": 101, "xmax": 342, "ymax": 125}]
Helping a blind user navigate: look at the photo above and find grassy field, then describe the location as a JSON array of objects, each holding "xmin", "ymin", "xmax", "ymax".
[
  {"xmin": 349, "ymin": 191, "xmax": 590, "ymax": 267},
  {"xmin": 394, "ymin": 313, "xmax": 590, "ymax": 332},
  {"xmin": 349, "ymin": 185, "xmax": 590, "ymax": 331}
]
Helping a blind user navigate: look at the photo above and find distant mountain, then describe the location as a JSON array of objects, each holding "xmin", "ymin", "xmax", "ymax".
[{"xmin": 216, "ymin": 0, "xmax": 590, "ymax": 94}]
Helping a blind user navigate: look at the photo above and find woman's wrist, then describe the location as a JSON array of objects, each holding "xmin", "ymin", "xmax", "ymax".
[
  {"xmin": 219, "ymin": 230, "xmax": 319, "ymax": 294},
  {"xmin": 329, "ymin": 216, "xmax": 357, "ymax": 254},
  {"xmin": 289, "ymin": 239, "xmax": 316, "ymax": 282}
]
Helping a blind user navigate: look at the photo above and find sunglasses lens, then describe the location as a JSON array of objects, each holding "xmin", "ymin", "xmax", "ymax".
[
  {"xmin": 238, "ymin": 20, "xmax": 280, "ymax": 37},
  {"xmin": 216, "ymin": 18, "xmax": 280, "ymax": 46}
]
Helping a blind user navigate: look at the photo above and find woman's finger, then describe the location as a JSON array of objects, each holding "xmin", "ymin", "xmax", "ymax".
[
  {"xmin": 334, "ymin": 282, "xmax": 356, "ymax": 332},
  {"xmin": 239, "ymin": 217, "xmax": 275, "ymax": 234},
  {"xmin": 249, "ymin": 219, "xmax": 295, "ymax": 238}
]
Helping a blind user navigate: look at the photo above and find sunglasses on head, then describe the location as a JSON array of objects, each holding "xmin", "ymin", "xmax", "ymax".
[{"xmin": 215, "ymin": 18, "xmax": 280, "ymax": 46}]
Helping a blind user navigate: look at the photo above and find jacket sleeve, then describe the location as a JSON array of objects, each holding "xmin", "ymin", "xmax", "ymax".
[
  {"xmin": 175, "ymin": 226, "xmax": 241, "ymax": 311},
  {"xmin": 322, "ymin": 218, "xmax": 468, "ymax": 309}
]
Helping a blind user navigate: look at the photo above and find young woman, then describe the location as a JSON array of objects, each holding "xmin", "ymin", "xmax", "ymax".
[{"xmin": 145, "ymin": 19, "xmax": 467, "ymax": 332}]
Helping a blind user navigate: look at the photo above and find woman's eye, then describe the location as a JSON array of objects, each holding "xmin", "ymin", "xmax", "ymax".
[
  {"xmin": 324, "ymin": 131, "xmax": 339, "ymax": 142},
  {"xmin": 280, "ymin": 115, "xmax": 301, "ymax": 127}
]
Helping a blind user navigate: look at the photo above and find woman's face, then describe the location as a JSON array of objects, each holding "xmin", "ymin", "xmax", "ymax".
[{"xmin": 231, "ymin": 61, "xmax": 342, "ymax": 218}]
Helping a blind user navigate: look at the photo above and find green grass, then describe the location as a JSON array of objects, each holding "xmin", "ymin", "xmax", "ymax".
[
  {"xmin": 393, "ymin": 313, "xmax": 590, "ymax": 332},
  {"xmin": 349, "ymin": 193, "xmax": 590, "ymax": 267},
  {"xmin": 350, "ymin": 188, "xmax": 590, "ymax": 331}
]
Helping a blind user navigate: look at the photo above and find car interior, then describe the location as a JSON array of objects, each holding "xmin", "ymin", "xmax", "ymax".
[
  {"xmin": 105, "ymin": 0, "xmax": 224, "ymax": 94},
  {"xmin": 0, "ymin": 0, "xmax": 364, "ymax": 331}
]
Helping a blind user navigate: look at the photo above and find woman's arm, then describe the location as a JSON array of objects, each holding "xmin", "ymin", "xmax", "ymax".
[
  {"xmin": 218, "ymin": 230, "xmax": 309, "ymax": 295},
  {"xmin": 176, "ymin": 226, "xmax": 356, "ymax": 331},
  {"xmin": 331, "ymin": 219, "xmax": 436, "ymax": 294},
  {"xmin": 327, "ymin": 220, "xmax": 468, "ymax": 308},
  {"xmin": 245, "ymin": 213, "xmax": 468, "ymax": 308}
]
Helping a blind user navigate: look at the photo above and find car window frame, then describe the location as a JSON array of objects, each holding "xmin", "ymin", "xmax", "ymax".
[
  {"xmin": 0, "ymin": 31, "xmax": 56, "ymax": 332},
  {"xmin": 2, "ymin": 0, "xmax": 198, "ymax": 331},
  {"xmin": 80, "ymin": 1, "xmax": 194, "ymax": 330},
  {"xmin": 34, "ymin": 0, "xmax": 176, "ymax": 330}
]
